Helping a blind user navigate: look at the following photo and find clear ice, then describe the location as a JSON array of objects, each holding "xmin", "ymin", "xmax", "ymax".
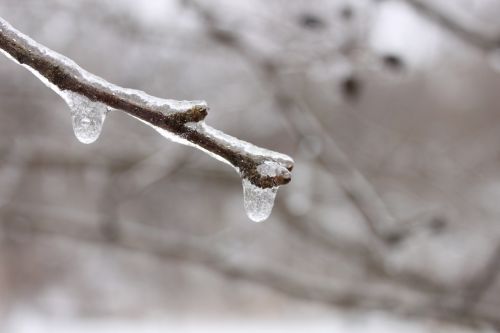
[
  {"xmin": 257, "ymin": 160, "xmax": 289, "ymax": 178},
  {"xmin": 242, "ymin": 179, "xmax": 279, "ymax": 223},
  {"xmin": 63, "ymin": 92, "xmax": 107, "ymax": 144}
]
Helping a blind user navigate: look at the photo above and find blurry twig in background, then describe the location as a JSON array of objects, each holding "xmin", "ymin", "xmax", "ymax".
[
  {"xmin": 99, "ymin": 148, "xmax": 193, "ymax": 241},
  {"xmin": 181, "ymin": 0, "xmax": 447, "ymax": 247},
  {"xmin": 398, "ymin": 0, "xmax": 500, "ymax": 51},
  {"xmin": 181, "ymin": 0, "xmax": 403, "ymax": 245},
  {"xmin": 3, "ymin": 205, "xmax": 500, "ymax": 329},
  {"xmin": 462, "ymin": 242, "xmax": 500, "ymax": 312},
  {"xmin": 178, "ymin": 0, "xmax": 500, "ymax": 328}
]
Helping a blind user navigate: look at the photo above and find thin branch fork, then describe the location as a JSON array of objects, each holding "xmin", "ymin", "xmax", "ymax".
[
  {"xmin": 0, "ymin": 17, "xmax": 293, "ymax": 189},
  {"xmin": 400, "ymin": 0, "xmax": 500, "ymax": 52}
]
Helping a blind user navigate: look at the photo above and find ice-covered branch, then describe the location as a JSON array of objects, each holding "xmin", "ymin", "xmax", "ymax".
[{"xmin": 0, "ymin": 17, "xmax": 294, "ymax": 222}]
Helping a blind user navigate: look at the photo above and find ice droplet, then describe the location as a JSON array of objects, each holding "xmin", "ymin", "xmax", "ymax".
[
  {"xmin": 242, "ymin": 178, "xmax": 278, "ymax": 222},
  {"xmin": 63, "ymin": 92, "xmax": 107, "ymax": 144}
]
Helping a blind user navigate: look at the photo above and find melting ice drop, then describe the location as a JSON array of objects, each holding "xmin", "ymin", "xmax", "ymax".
[
  {"xmin": 242, "ymin": 178, "xmax": 279, "ymax": 222},
  {"xmin": 241, "ymin": 160, "xmax": 291, "ymax": 222},
  {"xmin": 63, "ymin": 92, "xmax": 107, "ymax": 144}
]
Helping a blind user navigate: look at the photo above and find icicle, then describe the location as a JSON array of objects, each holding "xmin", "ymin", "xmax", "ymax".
[
  {"xmin": 62, "ymin": 92, "xmax": 107, "ymax": 144},
  {"xmin": 242, "ymin": 179, "xmax": 279, "ymax": 222},
  {"xmin": 241, "ymin": 160, "xmax": 289, "ymax": 222}
]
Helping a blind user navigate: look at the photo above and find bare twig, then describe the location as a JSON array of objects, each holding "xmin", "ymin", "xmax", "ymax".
[{"xmin": 0, "ymin": 17, "xmax": 293, "ymax": 189}]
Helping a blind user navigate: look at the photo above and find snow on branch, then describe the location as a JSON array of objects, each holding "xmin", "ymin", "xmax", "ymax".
[{"xmin": 0, "ymin": 17, "xmax": 294, "ymax": 222}]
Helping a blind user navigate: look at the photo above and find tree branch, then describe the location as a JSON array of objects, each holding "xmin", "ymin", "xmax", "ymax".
[{"xmin": 0, "ymin": 17, "xmax": 293, "ymax": 189}]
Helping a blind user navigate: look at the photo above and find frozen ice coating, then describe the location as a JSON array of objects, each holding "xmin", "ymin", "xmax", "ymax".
[
  {"xmin": 257, "ymin": 160, "xmax": 290, "ymax": 178},
  {"xmin": 242, "ymin": 179, "xmax": 279, "ymax": 222},
  {"xmin": 63, "ymin": 92, "xmax": 107, "ymax": 144},
  {"xmin": 186, "ymin": 122, "xmax": 295, "ymax": 169}
]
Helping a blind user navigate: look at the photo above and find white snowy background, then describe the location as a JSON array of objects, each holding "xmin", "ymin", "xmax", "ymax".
[{"xmin": 1, "ymin": 0, "xmax": 500, "ymax": 332}]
